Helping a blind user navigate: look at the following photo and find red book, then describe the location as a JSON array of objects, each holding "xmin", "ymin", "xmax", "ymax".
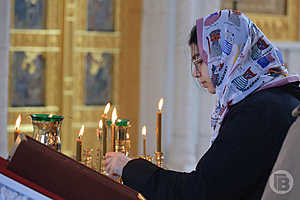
[{"xmin": 7, "ymin": 134, "xmax": 145, "ymax": 200}]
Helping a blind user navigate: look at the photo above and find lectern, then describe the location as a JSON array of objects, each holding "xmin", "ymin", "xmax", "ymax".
[{"xmin": 6, "ymin": 134, "xmax": 145, "ymax": 200}]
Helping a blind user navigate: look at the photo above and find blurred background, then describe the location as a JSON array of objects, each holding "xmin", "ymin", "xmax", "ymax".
[{"xmin": 0, "ymin": 0, "xmax": 299, "ymax": 171}]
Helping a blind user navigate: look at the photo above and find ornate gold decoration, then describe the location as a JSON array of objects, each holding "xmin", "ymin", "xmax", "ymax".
[
  {"xmin": 8, "ymin": 106, "xmax": 59, "ymax": 112},
  {"xmin": 76, "ymin": 31, "xmax": 120, "ymax": 37},
  {"xmin": 64, "ymin": 77, "xmax": 73, "ymax": 82},
  {"xmin": 8, "ymin": 0, "xmax": 142, "ymax": 158},
  {"xmin": 75, "ymin": 34, "xmax": 120, "ymax": 49},
  {"xmin": 63, "ymin": 90, "xmax": 73, "ymax": 96},
  {"xmin": 8, "ymin": 0, "xmax": 64, "ymax": 151},
  {"xmin": 10, "ymin": 29, "xmax": 61, "ymax": 34},
  {"xmin": 11, "ymin": 34, "xmax": 60, "ymax": 48},
  {"xmin": 10, "ymin": 47, "xmax": 60, "ymax": 52},
  {"xmin": 75, "ymin": 48, "xmax": 119, "ymax": 53},
  {"xmin": 222, "ymin": 0, "xmax": 287, "ymax": 15},
  {"xmin": 221, "ymin": 0, "xmax": 299, "ymax": 41},
  {"xmin": 155, "ymin": 152, "xmax": 164, "ymax": 168},
  {"xmin": 73, "ymin": 105, "xmax": 104, "ymax": 111}
]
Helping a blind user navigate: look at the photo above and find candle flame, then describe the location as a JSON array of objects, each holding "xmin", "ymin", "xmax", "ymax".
[
  {"xmin": 104, "ymin": 102, "xmax": 111, "ymax": 114},
  {"xmin": 126, "ymin": 133, "xmax": 130, "ymax": 139},
  {"xmin": 142, "ymin": 125, "xmax": 146, "ymax": 136},
  {"xmin": 99, "ymin": 120, "xmax": 103, "ymax": 129},
  {"xmin": 112, "ymin": 107, "xmax": 117, "ymax": 124},
  {"xmin": 49, "ymin": 114, "xmax": 53, "ymax": 118},
  {"xmin": 78, "ymin": 125, "xmax": 85, "ymax": 138},
  {"xmin": 158, "ymin": 98, "xmax": 164, "ymax": 111},
  {"xmin": 15, "ymin": 114, "xmax": 21, "ymax": 130}
]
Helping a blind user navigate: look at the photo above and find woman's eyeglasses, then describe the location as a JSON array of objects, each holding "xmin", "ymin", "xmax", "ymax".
[{"xmin": 191, "ymin": 53, "xmax": 203, "ymax": 77}]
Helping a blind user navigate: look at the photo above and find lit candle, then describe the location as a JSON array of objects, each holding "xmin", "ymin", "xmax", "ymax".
[
  {"xmin": 102, "ymin": 102, "xmax": 110, "ymax": 155},
  {"xmin": 111, "ymin": 107, "xmax": 118, "ymax": 152},
  {"xmin": 14, "ymin": 114, "xmax": 21, "ymax": 141},
  {"xmin": 156, "ymin": 98, "xmax": 164, "ymax": 152},
  {"xmin": 98, "ymin": 120, "xmax": 106, "ymax": 156},
  {"xmin": 76, "ymin": 125, "xmax": 84, "ymax": 162},
  {"xmin": 103, "ymin": 102, "xmax": 111, "ymax": 119},
  {"xmin": 142, "ymin": 125, "xmax": 147, "ymax": 156}
]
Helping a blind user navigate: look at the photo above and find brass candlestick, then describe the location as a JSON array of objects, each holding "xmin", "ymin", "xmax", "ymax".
[
  {"xmin": 97, "ymin": 119, "xmax": 108, "ymax": 173},
  {"xmin": 136, "ymin": 155, "xmax": 153, "ymax": 162},
  {"xmin": 107, "ymin": 119, "xmax": 131, "ymax": 155},
  {"xmin": 115, "ymin": 126, "xmax": 126, "ymax": 154},
  {"xmin": 99, "ymin": 102, "xmax": 110, "ymax": 173},
  {"xmin": 155, "ymin": 152, "xmax": 164, "ymax": 168},
  {"xmin": 96, "ymin": 127, "xmax": 105, "ymax": 173},
  {"xmin": 125, "ymin": 133, "xmax": 131, "ymax": 156},
  {"xmin": 115, "ymin": 120, "xmax": 131, "ymax": 156},
  {"xmin": 83, "ymin": 148, "xmax": 93, "ymax": 168},
  {"xmin": 101, "ymin": 117, "xmax": 108, "ymax": 156}
]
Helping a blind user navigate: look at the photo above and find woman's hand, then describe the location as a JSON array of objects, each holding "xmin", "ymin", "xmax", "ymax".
[{"xmin": 104, "ymin": 152, "xmax": 132, "ymax": 179}]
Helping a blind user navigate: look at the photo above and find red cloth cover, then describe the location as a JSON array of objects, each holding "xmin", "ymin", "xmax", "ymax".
[
  {"xmin": 7, "ymin": 136, "xmax": 142, "ymax": 200},
  {"xmin": 0, "ymin": 156, "xmax": 63, "ymax": 199}
]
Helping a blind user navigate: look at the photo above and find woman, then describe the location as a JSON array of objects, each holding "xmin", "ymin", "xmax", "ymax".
[{"xmin": 105, "ymin": 9, "xmax": 300, "ymax": 199}]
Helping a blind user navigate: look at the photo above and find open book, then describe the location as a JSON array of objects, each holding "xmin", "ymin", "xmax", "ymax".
[{"xmin": 7, "ymin": 134, "xmax": 145, "ymax": 200}]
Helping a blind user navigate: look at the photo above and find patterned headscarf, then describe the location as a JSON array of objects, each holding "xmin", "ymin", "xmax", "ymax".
[{"xmin": 196, "ymin": 9, "xmax": 299, "ymax": 142}]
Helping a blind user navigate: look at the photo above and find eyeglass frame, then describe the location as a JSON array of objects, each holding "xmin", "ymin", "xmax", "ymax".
[{"xmin": 191, "ymin": 53, "xmax": 203, "ymax": 77}]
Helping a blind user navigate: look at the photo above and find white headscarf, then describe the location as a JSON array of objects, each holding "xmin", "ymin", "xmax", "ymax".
[{"xmin": 196, "ymin": 9, "xmax": 299, "ymax": 142}]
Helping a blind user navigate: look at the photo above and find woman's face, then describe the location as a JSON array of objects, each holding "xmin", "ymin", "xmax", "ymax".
[{"xmin": 190, "ymin": 43, "xmax": 216, "ymax": 94}]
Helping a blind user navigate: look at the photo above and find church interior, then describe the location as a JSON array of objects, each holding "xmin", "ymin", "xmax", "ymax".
[{"xmin": 0, "ymin": 0, "xmax": 300, "ymax": 199}]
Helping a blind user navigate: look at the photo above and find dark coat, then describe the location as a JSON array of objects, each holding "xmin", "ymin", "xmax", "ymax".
[{"xmin": 122, "ymin": 83, "xmax": 300, "ymax": 200}]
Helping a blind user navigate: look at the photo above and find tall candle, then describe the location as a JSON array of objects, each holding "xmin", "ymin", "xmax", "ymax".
[
  {"xmin": 103, "ymin": 102, "xmax": 111, "ymax": 118},
  {"xmin": 76, "ymin": 125, "xmax": 84, "ymax": 162},
  {"xmin": 104, "ymin": 122, "xmax": 109, "ymax": 153},
  {"xmin": 142, "ymin": 126, "xmax": 147, "ymax": 156},
  {"xmin": 156, "ymin": 98, "xmax": 163, "ymax": 152},
  {"xmin": 111, "ymin": 107, "xmax": 118, "ymax": 152},
  {"xmin": 102, "ymin": 102, "xmax": 110, "ymax": 155},
  {"xmin": 98, "ymin": 120, "xmax": 106, "ymax": 156},
  {"xmin": 111, "ymin": 125, "xmax": 115, "ymax": 152},
  {"xmin": 14, "ymin": 114, "xmax": 21, "ymax": 141}
]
